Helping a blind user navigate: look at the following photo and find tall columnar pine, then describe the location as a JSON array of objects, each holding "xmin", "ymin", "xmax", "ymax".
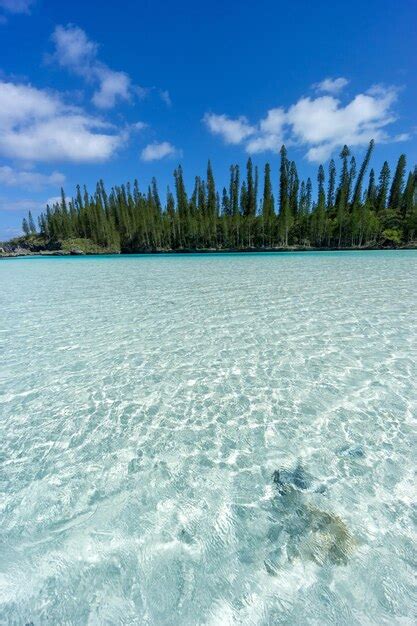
[
  {"xmin": 306, "ymin": 178, "xmax": 312, "ymax": 213},
  {"xmin": 22, "ymin": 217, "xmax": 30, "ymax": 236},
  {"xmin": 261, "ymin": 163, "xmax": 275, "ymax": 246},
  {"xmin": 28, "ymin": 211, "xmax": 36, "ymax": 234},
  {"xmin": 402, "ymin": 169, "xmax": 415, "ymax": 219},
  {"xmin": 312, "ymin": 165, "xmax": 326, "ymax": 245},
  {"xmin": 206, "ymin": 160, "xmax": 217, "ymax": 245},
  {"xmin": 348, "ymin": 156, "xmax": 356, "ymax": 203},
  {"xmin": 336, "ymin": 145, "xmax": 351, "ymax": 247},
  {"xmin": 245, "ymin": 158, "xmax": 255, "ymax": 217},
  {"xmin": 288, "ymin": 161, "xmax": 299, "ymax": 217},
  {"xmin": 388, "ymin": 154, "xmax": 406, "ymax": 212},
  {"xmin": 279, "ymin": 145, "xmax": 292, "ymax": 245},
  {"xmin": 351, "ymin": 140, "xmax": 374, "ymax": 209},
  {"xmin": 327, "ymin": 159, "xmax": 336, "ymax": 210},
  {"xmin": 376, "ymin": 161, "xmax": 390, "ymax": 212},
  {"xmin": 367, "ymin": 169, "xmax": 377, "ymax": 206}
]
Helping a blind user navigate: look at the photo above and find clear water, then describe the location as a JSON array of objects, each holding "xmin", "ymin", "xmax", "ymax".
[{"xmin": 0, "ymin": 251, "xmax": 416, "ymax": 625}]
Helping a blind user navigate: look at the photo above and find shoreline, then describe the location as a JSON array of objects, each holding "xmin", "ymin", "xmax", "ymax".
[{"xmin": 1, "ymin": 245, "xmax": 417, "ymax": 258}]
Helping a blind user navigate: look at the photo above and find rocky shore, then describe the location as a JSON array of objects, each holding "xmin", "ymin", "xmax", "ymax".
[
  {"xmin": 1, "ymin": 236, "xmax": 416, "ymax": 258},
  {"xmin": 0, "ymin": 245, "xmax": 86, "ymax": 257},
  {"xmin": 0, "ymin": 236, "xmax": 119, "ymax": 257}
]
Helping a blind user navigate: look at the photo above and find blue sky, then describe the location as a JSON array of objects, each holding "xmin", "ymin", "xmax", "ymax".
[{"xmin": 0, "ymin": 0, "xmax": 416, "ymax": 240}]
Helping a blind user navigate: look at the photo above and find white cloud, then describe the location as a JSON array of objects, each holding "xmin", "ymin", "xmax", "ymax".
[
  {"xmin": 0, "ymin": 197, "xmax": 44, "ymax": 212},
  {"xmin": 246, "ymin": 108, "xmax": 286, "ymax": 154},
  {"xmin": 203, "ymin": 113, "xmax": 255, "ymax": 144},
  {"xmin": 91, "ymin": 69, "xmax": 131, "ymax": 108},
  {"xmin": 0, "ymin": 165, "xmax": 65, "ymax": 189},
  {"xmin": 246, "ymin": 133, "xmax": 282, "ymax": 155},
  {"xmin": 51, "ymin": 23, "xmax": 97, "ymax": 67},
  {"xmin": 288, "ymin": 87, "xmax": 398, "ymax": 161},
  {"xmin": 259, "ymin": 107, "xmax": 286, "ymax": 134},
  {"xmin": 0, "ymin": 0, "xmax": 33, "ymax": 14},
  {"xmin": 160, "ymin": 89, "xmax": 172, "ymax": 106},
  {"xmin": 0, "ymin": 80, "xmax": 124, "ymax": 162},
  {"xmin": 50, "ymin": 24, "xmax": 139, "ymax": 109},
  {"xmin": 313, "ymin": 77, "xmax": 349, "ymax": 94},
  {"xmin": 140, "ymin": 141, "xmax": 178, "ymax": 162},
  {"xmin": 204, "ymin": 84, "xmax": 405, "ymax": 162}
]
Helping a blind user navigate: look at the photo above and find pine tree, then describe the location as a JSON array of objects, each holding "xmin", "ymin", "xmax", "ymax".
[
  {"xmin": 174, "ymin": 166, "xmax": 188, "ymax": 218},
  {"xmin": 240, "ymin": 181, "xmax": 248, "ymax": 216},
  {"xmin": 221, "ymin": 187, "xmax": 230, "ymax": 216},
  {"xmin": 388, "ymin": 154, "xmax": 406, "ymax": 211},
  {"xmin": 351, "ymin": 140, "xmax": 374, "ymax": 208},
  {"xmin": 206, "ymin": 161, "xmax": 216, "ymax": 217},
  {"xmin": 245, "ymin": 158, "xmax": 255, "ymax": 217},
  {"xmin": 229, "ymin": 165, "xmax": 239, "ymax": 216},
  {"xmin": 279, "ymin": 145, "xmax": 291, "ymax": 245},
  {"xmin": 289, "ymin": 161, "xmax": 299, "ymax": 216},
  {"xmin": 28, "ymin": 211, "xmax": 36, "ymax": 234},
  {"xmin": 402, "ymin": 170, "xmax": 415, "ymax": 220},
  {"xmin": 22, "ymin": 217, "xmax": 30, "ymax": 236},
  {"xmin": 151, "ymin": 177, "xmax": 162, "ymax": 213},
  {"xmin": 174, "ymin": 165, "xmax": 188, "ymax": 246},
  {"xmin": 367, "ymin": 169, "xmax": 377, "ymax": 206},
  {"xmin": 312, "ymin": 165, "xmax": 326, "ymax": 245},
  {"xmin": 348, "ymin": 156, "xmax": 356, "ymax": 204},
  {"xmin": 327, "ymin": 159, "xmax": 336, "ymax": 210},
  {"xmin": 405, "ymin": 167, "xmax": 417, "ymax": 241},
  {"xmin": 376, "ymin": 161, "xmax": 390, "ymax": 212},
  {"xmin": 306, "ymin": 178, "xmax": 312, "ymax": 212},
  {"xmin": 262, "ymin": 163, "xmax": 274, "ymax": 246},
  {"xmin": 336, "ymin": 145, "xmax": 350, "ymax": 246}
]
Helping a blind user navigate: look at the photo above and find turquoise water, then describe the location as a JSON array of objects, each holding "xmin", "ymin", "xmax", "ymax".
[{"xmin": 0, "ymin": 251, "xmax": 416, "ymax": 625}]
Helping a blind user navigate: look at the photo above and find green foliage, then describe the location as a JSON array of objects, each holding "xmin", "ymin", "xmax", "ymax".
[
  {"xmin": 381, "ymin": 229, "xmax": 402, "ymax": 246},
  {"xmin": 59, "ymin": 238, "xmax": 120, "ymax": 254},
  {"xmin": 21, "ymin": 142, "xmax": 416, "ymax": 252}
]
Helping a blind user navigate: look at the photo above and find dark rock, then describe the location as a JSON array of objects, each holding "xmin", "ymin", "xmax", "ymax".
[
  {"xmin": 270, "ymin": 465, "xmax": 356, "ymax": 567},
  {"xmin": 273, "ymin": 463, "xmax": 313, "ymax": 493}
]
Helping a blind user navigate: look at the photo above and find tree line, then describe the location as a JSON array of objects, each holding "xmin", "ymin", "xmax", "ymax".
[{"xmin": 22, "ymin": 141, "xmax": 417, "ymax": 251}]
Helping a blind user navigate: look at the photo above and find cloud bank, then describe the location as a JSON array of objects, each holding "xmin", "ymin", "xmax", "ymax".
[
  {"xmin": 203, "ymin": 113, "xmax": 255, "ymax": 145},
  {"xmin": 0, "ymin": 165, "xmax": 65, "ymax": 189},
  {"xmin": 0, "ymin": 80, "xmax": 125, "ymax": 162},
  {"xmin": 50, "ymin": 24, "xmax": 144, "ymax": 109},
  {"xmin": 203, "ymin": 82, "xmax": 407, "ymax": 162}
]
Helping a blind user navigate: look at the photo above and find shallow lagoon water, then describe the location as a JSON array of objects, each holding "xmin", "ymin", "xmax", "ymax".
[{"xmin": 0, "ymin": 251, "xmax": 416, "ymax": 625}]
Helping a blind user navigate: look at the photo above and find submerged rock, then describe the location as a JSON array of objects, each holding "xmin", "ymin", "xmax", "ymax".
[
  {"xmin": 300, "ymin": 506, "xmax": 356, "ymax": 566},
  {"xmin": 272, "ymin": 463, "xmax": 320, "ymax": 493},
  {"xmin": 267, "ymin": 464, "xmax": 356, "ymax": 571}
]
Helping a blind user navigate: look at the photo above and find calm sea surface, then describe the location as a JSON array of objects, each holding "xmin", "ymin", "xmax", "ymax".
[{"xmin": 1, "ymin": 251, "xmax": 416, "ymax": 625}]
